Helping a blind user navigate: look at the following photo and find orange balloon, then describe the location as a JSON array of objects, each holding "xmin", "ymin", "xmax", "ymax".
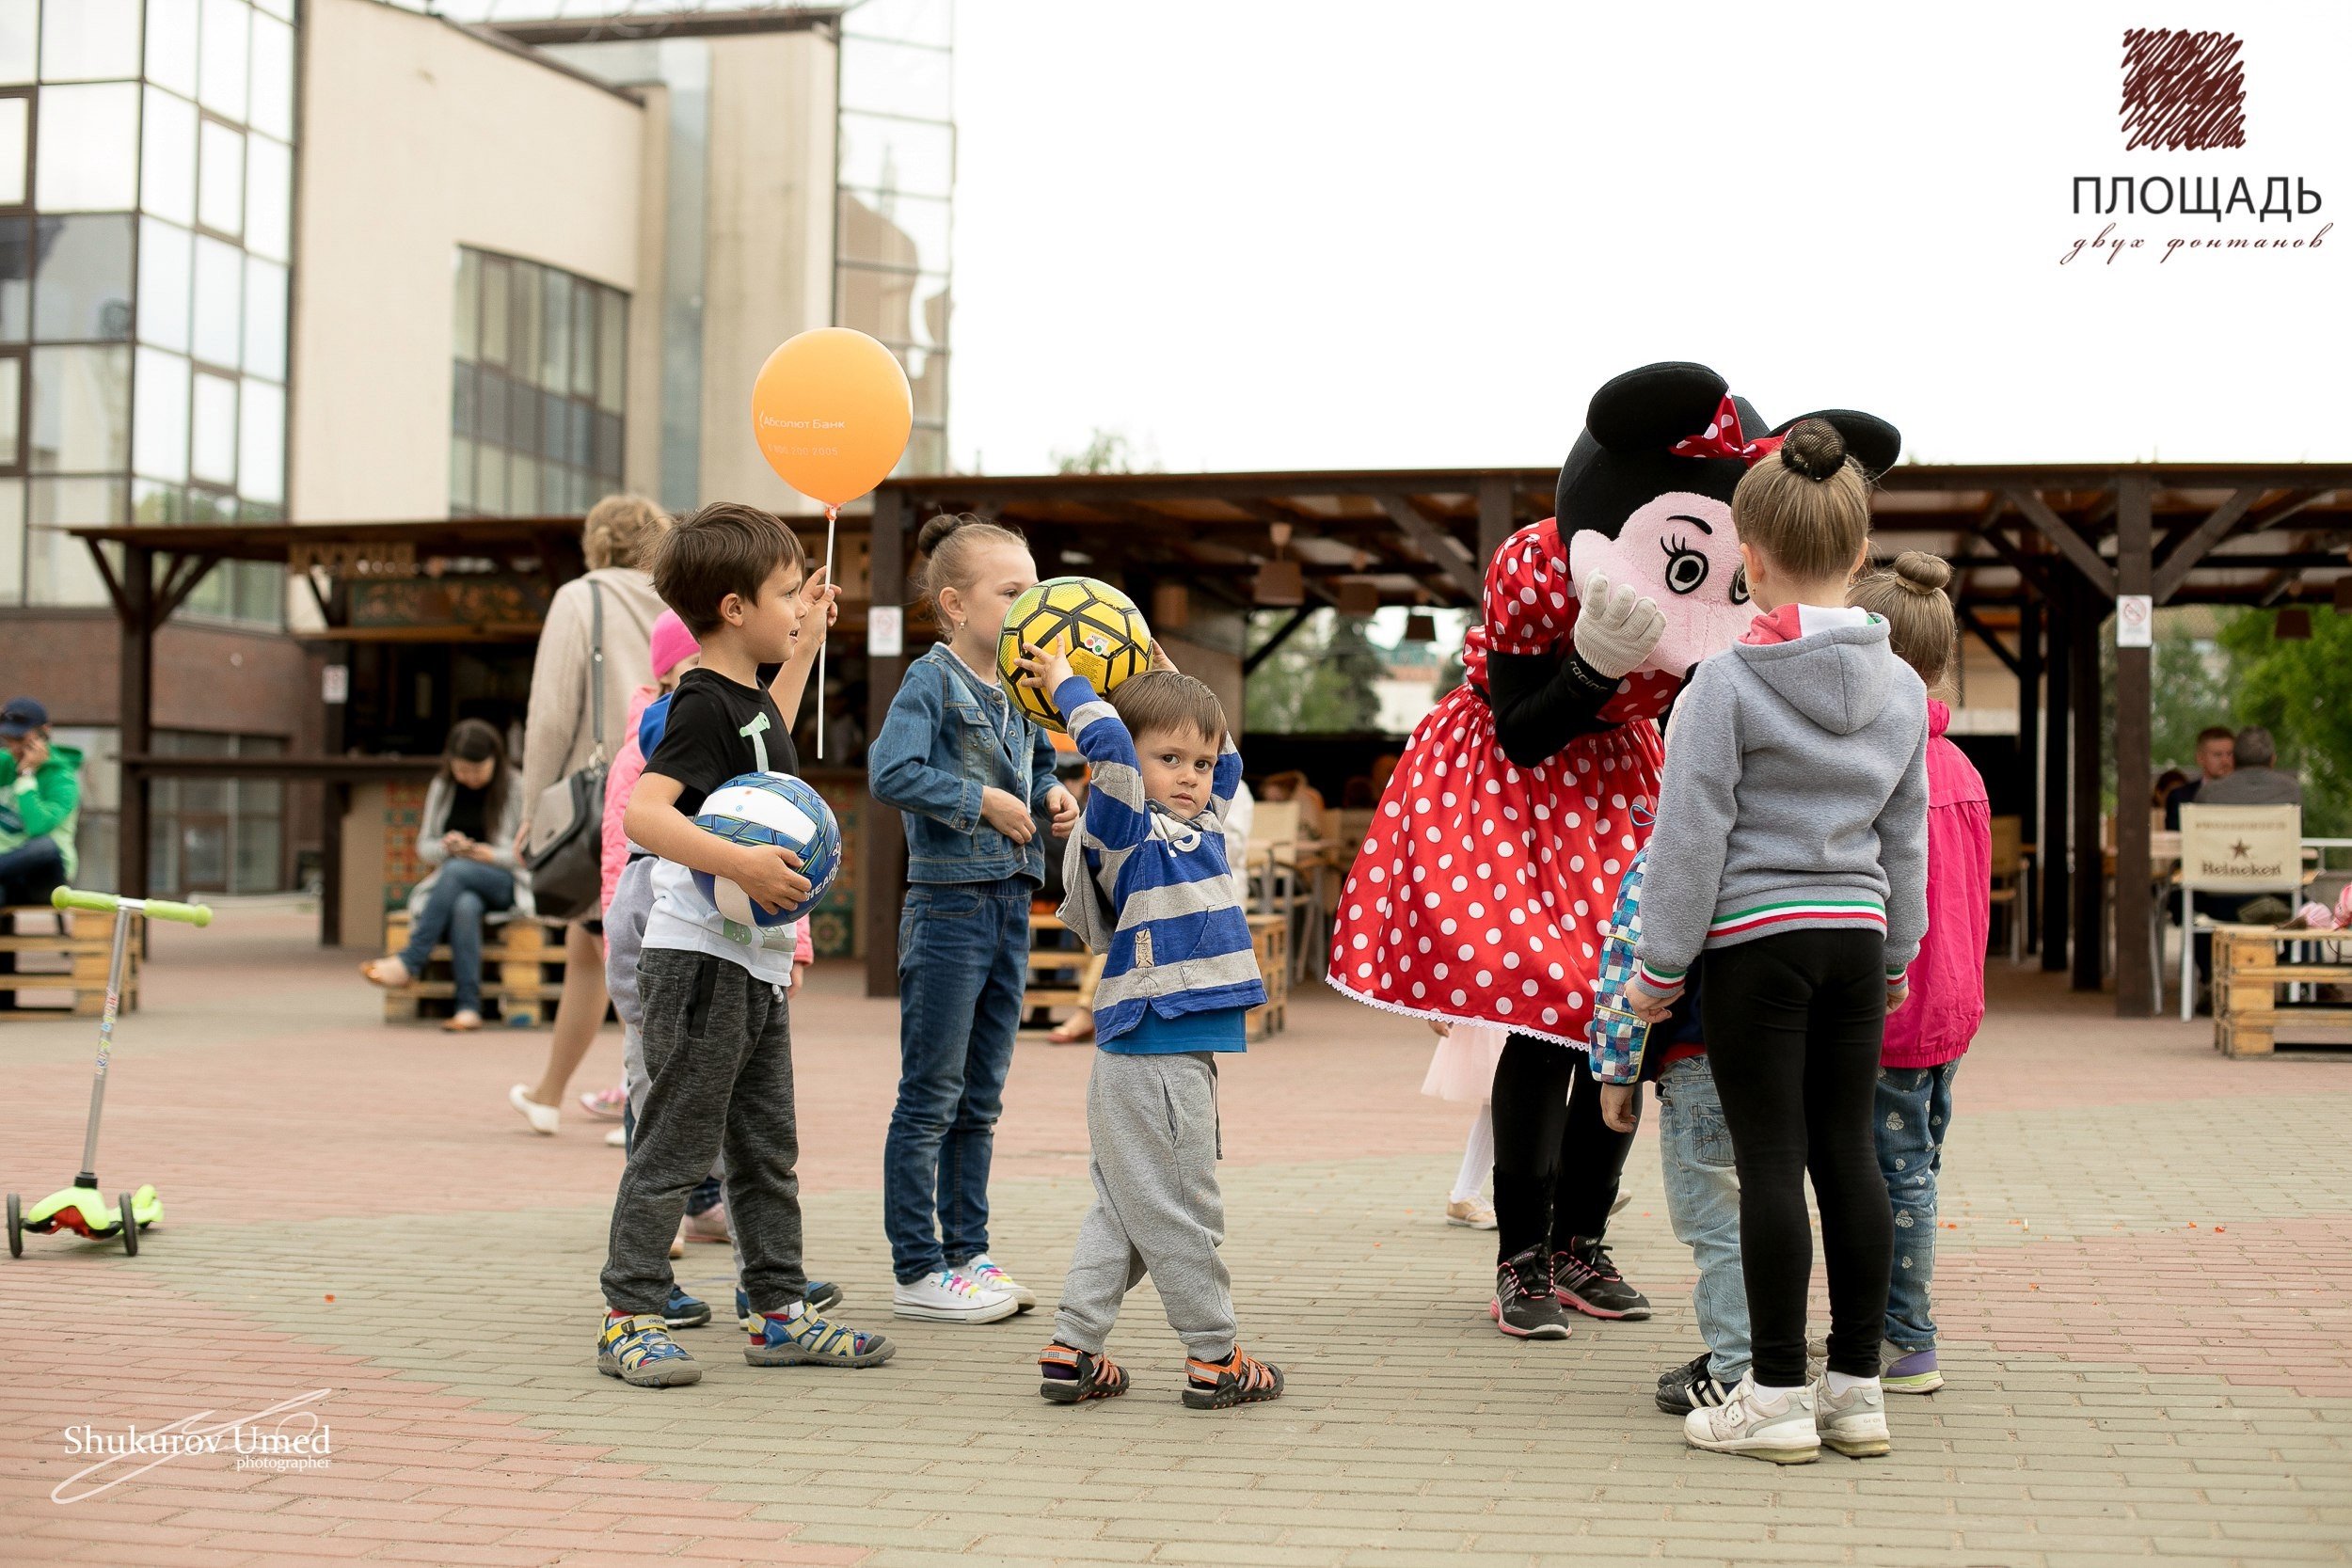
[{"xmin": 750, "ymin": 328, "xmax": 914, "ymax": 508}]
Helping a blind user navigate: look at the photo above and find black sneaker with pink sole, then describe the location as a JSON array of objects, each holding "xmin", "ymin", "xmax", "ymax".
[{"xmin": 1553, "ymin": 1237, "xmax": 1652, "ymax": 1320}]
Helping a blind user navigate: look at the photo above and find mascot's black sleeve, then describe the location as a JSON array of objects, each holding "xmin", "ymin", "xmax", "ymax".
[{"xmin": 1484, "ymin": 647, "xmax": 1621, "ymax": 768}]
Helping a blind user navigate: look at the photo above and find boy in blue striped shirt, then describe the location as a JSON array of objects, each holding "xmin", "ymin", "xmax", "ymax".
[{"xmin": 1011, "ymin": 639, "xmax": 1282, "ymax": 1412}]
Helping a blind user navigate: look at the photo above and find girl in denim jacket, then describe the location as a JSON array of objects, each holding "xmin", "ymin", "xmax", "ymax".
[{"xmin": 868, "ymin": 514, "xmax": 1080, "ymax": 1324}]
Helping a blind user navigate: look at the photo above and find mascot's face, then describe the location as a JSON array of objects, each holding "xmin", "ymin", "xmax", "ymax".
[{"xmin": 1566, "ymin": 492, "xmax": 1751, "ymax": 677}]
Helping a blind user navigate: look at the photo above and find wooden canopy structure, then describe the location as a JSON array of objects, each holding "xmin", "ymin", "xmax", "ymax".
[
  {"xmin": 63, "ymin": 516, "xmax": 596, "ymax": 938},
  {"xmin": 868, "ymin": 464, "xmax": 2352, "ymax": 1014},
  {"xmin": 60, "ymin": 462, "xmax": 2352, "ymax": 1011}
]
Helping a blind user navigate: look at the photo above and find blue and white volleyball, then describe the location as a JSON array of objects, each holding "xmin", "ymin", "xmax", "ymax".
[{"xmin": 691, "ymin": 772, "xmax": 842, "ymax": 927}]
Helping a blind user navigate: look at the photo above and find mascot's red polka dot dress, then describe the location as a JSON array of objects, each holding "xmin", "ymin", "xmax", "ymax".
[{"xmin": 1327, "ymin": 518, "xmax": 1679, "ymax": 1047}]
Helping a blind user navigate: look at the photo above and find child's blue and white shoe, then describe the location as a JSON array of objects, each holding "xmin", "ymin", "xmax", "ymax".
[
  {"xmin": 665, "ymin": 1285, "xmax": 711, "ymax": 1330},
  {"xmin": 960, "ymin": 1254, "xmax": 1036, "ymax": 1312},
  {"xmin": 745, "ymin": 1305, "xmax": 897, "ymax": 1369},
  {"xmin": 735, "ymin": 1281, "xmax": 843, "ymax": 1332},
  {"xmin": 597, "ymin": 1312, "xmax": 702, "ymax": 1387}
]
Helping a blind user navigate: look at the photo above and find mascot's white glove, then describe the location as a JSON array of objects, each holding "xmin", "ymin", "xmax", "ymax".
[{"xmin": 1571, "ymin": 572, "xmax": 1667, "ymax": 680}]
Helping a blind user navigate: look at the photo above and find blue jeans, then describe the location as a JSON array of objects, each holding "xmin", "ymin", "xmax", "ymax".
[
  {"xmin": 1876, "ymin": 1060, "xmax": 1960, "ymax": 1352},
  {"xmin": 0, "ymin": 836, "xmax": 65, "ymax": 906},
  {"xmin": 885, "ymin": 880, "xmax": 1029, "ymax": 1282},
  {"xmin": 1656, "ymin": 1055, "xmax": 1751, "ymax": 1384},
  {"xmin": 398, "ymin": 859, "xmax": 515, "ymax": 1014}
]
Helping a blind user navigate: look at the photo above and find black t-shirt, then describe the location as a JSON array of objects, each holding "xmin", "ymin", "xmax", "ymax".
[
  {"xmin": 644, "ymin": 667, "xmax": 798, "ymax": 816},
  {"xmin": 444, "ymin": 782, "xmax": 491, "ymax": 843}
]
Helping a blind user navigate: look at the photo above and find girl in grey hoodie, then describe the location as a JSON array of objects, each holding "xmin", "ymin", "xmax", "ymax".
[{"xmin": 1628, "ymin": 420, "xmax": 1929, "ymax": 1465}]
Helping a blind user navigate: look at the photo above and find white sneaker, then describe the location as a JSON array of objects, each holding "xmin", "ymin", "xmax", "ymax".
[
  {"xmin": 893, "ymin": 1268, "xmax": 1018, "ymax": 1323},
  {"xmin": 957, "ymin": 1254, "xmax": 1036, "ymax": 1311},
  {"xmin": 1683, "ymin": 1375, "xmax": 1820, "ymax": 1465},
  {"xmin": 605, "ymin": 1127, "xmax": 628, "ymax": 1148},
  {"xmin": 509, "ymin": 1085, "xmax": 560, "ymax": 1136},
  {"xmin": 1813, "ymin": 1374, "xmax": 1891, "ymax": 1457}
]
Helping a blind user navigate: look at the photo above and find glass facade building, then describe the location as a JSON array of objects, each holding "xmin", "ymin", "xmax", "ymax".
[
  {"xmin": 0, "ymin": 0, "xmax": 292, "ymax": 623},
  {"xmin": 448, "ymin": 247, "xmax": 628, "ymax": 516},
  {"xmin": 836, "ymin": 0, "xmax": 952, "ymax": 476}
]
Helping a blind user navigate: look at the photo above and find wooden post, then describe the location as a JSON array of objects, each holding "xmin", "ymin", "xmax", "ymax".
[
  {"xmin": 2112, "ymin": 474, "xmax": 2155, "ymax": 1016},
  {"xmin": 119, "ymin": 545, "xmax": 154, "ymax": 902},
  {"xmin": 2016, "ymin": 595, "xmax": 2042, "ymax": 954},
  {"xmin": 2041, "ymin": 578, "xmax": 2071, "ymax": 974},
  {"xmin": 862, "ymin": 487, "xmax": 909, "ymax": 1000},
  {"xmin": 1475, "ymin": 476, "xmax": 1515, "ymax": 577},
  {"xmin": 2070, "ymin": 565, "xmax": 2105, "ymax": 992}
]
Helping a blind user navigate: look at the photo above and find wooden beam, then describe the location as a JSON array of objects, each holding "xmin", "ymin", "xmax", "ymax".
[
  {"xmin": 2069, "ymin": 571, "xmax": 2104, "ymax": 992},
  {"xmin": 1374, "ymin": 494, "xmax": 1483, "ymax": 599},
  {"xmin": 119, "ymin": 547, "xmax": 154, "ymax": 903},
  {"xmin": 1476, "ymin": 476, "xmax": 1515, "ymax": 578},
  {"xmin": 2007, "ymin": 488, "xmax": 2118, "ymax": 597},
  {"xmin": 1243, "ymin": 605, "xmax": 1317, "ymax": 674},
  {"xmin": 2151, "ymin": 485, "xmax": 2262, "ymax": 603},
  {"xmin": 1955, "ymin": 601, "xmax": 2022, "ymax": 678},
  {"xmin": 862, "ymin": 488, "xmax": 909, "ymax": 1001},
  {"xmin": 1974, "ymin": 525, "xmax": 2052, "ymax": 596},
  {"xmin": 2041, "ymin": 577, "xmax": 2071, "ymax": 974},
  {"xmin": 2112, "ymin": 474, "xmax": 2155, "ymax": 1017},
  {"xmin": 2017, "ymin": 596, "xmax": 2042, "ymax": 952}
]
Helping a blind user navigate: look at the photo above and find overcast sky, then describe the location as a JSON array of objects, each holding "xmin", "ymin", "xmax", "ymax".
[{"xmin": 947, "ymin": 1, "xmax": 2351, "ymax": 478}]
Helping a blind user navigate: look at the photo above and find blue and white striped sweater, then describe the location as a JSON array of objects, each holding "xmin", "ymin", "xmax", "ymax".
[{"xmin": 1056, "ymin": 675, "xmax": 1266, "ymax": 1046}]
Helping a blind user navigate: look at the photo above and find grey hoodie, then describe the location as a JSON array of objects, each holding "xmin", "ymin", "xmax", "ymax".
[{"xmin": 1630, "ymin": 606, "xmax": 1929, "ymax": 994}]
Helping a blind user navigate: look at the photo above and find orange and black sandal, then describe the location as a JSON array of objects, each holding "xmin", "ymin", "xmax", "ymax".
[
  {"xmin": 1038, "ymin": 1341, "xmax": 1129, "ymax": 1403},
  {"xmin": 1182, "ymin": 1345, "xmax": 1284, "ymax": 1410}
]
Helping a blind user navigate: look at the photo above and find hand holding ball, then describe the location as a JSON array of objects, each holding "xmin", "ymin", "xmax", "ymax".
[
  {"xmin": 994, "ymin": 577, "xmax": 1152, "ymax": 733},
  {"xmin": 691, "ymin": 773, "xmax": 843, "ymax": 927}
]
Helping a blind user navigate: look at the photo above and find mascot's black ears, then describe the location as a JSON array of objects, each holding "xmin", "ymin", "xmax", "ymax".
[
  {"xmin": 1770, "ymin": 410, "xmax": 1903, "ymax": 482},
  {"xmin": 1583, "ymin": 362, "xmax": 1733, "ymax": 454}
]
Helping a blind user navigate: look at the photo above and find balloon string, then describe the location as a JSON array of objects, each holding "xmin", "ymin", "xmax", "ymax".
[{"xmin": 816, "ymin": 506, "xmax": 838, "ymax": 762}]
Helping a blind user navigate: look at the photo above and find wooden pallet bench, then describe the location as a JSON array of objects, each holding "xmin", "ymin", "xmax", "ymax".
[
  {"xmin": 0, "ymin": 906, "xmax": 135, "ymax": 1020},
  {"xmin": 2213, "ymin": 923, "xmax": 2352, "ymax": 1057},
  {"xmin": 1024, "ymin": 911, "xmax": 1290, "ymax": 1041},
  {"xmin": 380, "ymin": 913, "xmax": 566, "ymax": 1027}
]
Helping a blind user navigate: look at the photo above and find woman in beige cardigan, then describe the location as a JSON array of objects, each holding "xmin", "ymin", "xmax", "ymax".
[{"xmin": 508, "ymin": 494, "xmax": 670, "ymax": 1135}]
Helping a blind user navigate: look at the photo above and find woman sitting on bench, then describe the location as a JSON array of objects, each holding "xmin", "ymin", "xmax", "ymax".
[{"xmin": 362, "ymin": 720, "xmax": 532, "ymax": 1031}]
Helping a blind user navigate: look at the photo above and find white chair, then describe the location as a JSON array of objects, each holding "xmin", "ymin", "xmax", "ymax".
[{"xmin": 2176, "ymin": 803, "xmax": 2302, "ymax": 1021}]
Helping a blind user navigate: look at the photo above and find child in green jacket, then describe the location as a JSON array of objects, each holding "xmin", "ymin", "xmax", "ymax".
[{"xmin": 0, "ymin": 698, "xmax": 81, "ymax": 904}]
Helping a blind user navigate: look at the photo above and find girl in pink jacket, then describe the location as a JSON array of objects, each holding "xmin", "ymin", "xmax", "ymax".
[{"xmin": 1847, "ymin": 553, "xmax": 1988, "ymax": 1397}]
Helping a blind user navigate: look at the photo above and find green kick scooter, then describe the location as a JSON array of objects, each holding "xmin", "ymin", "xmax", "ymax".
[{"xmin": 7, "ymin": 887, "xmax": 213, "ymax": 1258}]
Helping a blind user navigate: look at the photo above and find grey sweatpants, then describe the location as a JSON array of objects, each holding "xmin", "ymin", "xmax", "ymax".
[
  {"xmin": 1052, "ymin": 1050, "xmax": 1238, "ymax": 1361},
  {"xmin": 599, "ymin": 945, "xmax": 804, "ymax": 1316},
  {"xmin": 609, "ymin": 859, "xmax": 747, "ymax": 1281}
]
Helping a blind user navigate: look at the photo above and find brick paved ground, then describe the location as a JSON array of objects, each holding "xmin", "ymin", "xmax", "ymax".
[{"xmin": 2, "ymin": 900, "xmax": 2348, "ymax": 1567}]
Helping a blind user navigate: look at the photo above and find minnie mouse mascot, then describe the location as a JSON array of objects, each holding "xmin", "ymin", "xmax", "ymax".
[{"xmin": 1328, "ymin": 361, "xmax": 1899, "ymax": 1339}]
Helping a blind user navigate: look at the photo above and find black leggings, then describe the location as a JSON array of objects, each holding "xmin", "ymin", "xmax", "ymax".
[
  {"xmin": 1701, "ymin": 929, "xmax": 1894, "ymax": 1387},
  {"xmin": 1487, "ymin": 1033, "xmax": 1634, "ymax": 1264}
]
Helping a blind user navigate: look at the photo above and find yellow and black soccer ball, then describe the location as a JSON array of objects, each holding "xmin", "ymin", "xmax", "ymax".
[{"xmin": 995, "ymin": 576, "xmax": 1152, "ymax": 733}]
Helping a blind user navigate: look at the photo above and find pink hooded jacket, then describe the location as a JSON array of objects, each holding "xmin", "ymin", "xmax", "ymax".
[
  {"xmin": 601, "ymin": 682, "xmax": 812, "ymax": 964},
  {"xmin": 1882, "ymin": 700, "xmax": 1989, "ymax": 1069}
]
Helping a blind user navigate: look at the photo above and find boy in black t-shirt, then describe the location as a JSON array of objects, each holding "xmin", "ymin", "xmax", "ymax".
[{"xmin": 596, "ymin": 502, "xmax": 896, "ymax": 1386}]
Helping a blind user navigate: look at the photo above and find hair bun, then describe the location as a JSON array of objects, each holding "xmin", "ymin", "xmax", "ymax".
[
  {"xmin": 1892, "ymin": 550, "xmax": 1952, "ymax": 595},
  {"xmin": 915, "ymin": 512, "xmax": 972, "ymax": 556},
  {"xmin": 1778, "ymin": 419, "xmax": 1848, "ymax": 482}
]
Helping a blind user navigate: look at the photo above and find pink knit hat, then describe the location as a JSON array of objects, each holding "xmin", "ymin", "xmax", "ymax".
[{"xmin": 649, "ymin": 611, "xmax": 700, "ymax": 681}]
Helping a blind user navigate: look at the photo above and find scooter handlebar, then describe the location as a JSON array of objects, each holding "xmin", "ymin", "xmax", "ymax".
[{"xmin": 50, "ymin": 887, "xmax": 214, "ymax": 927}]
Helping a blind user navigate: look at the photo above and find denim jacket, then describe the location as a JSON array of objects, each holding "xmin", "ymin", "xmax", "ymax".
[{"xmin": 869, "ymin": 642, "xmax": 1059, "ymax": 886}]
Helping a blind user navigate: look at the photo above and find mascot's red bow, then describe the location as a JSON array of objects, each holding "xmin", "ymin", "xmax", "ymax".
[{"xmin": 1670, "ymin": 396, "xmax": 1785, "ymax": 465}]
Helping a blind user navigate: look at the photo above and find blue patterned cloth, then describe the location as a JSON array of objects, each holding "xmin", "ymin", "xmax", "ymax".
[{"xmin": 1587, "ymin": 846, "xmax": 1654, "ymax": 1085}]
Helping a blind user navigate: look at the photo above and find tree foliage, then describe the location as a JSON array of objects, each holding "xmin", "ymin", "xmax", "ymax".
[
  {"xmin": 2217, "ymin": 608, "xmax": 2352, "ymax": 835},
  {"xmin": 1246, "ymin": 610, "xmax": 1389, "ymax": 735}
]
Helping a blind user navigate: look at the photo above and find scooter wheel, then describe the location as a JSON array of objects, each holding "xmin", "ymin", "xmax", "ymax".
[
  {"xmin": 118, "ymin": 1191, "xmax": 138, "ymax": 1257},
  {"xmin": 6, "ymin": 1193, "xmax": 20, "ymax": 1259}
]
